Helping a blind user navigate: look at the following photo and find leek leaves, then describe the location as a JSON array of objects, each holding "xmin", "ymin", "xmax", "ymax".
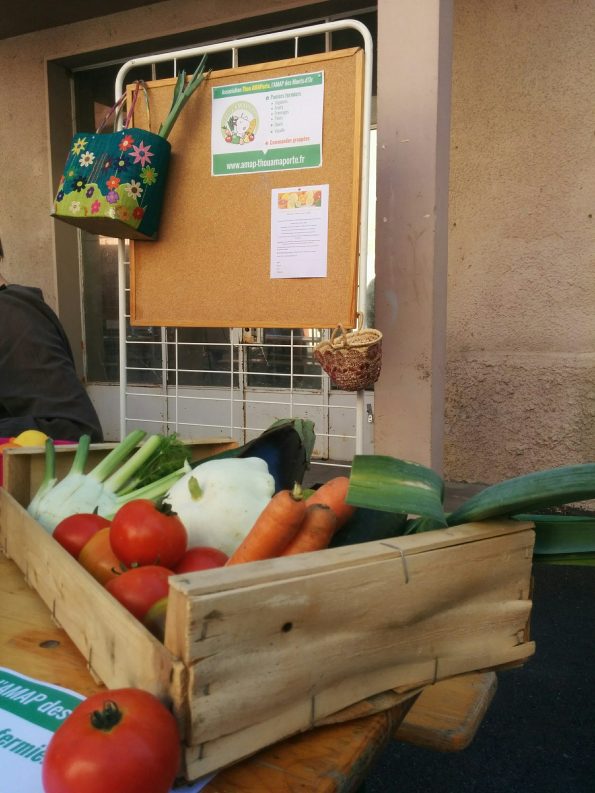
[{"xmin": 344, "ymin": 454, "xmax": 595, "ymax": 561}]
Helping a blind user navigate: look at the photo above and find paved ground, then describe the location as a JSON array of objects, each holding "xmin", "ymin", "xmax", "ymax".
[{"xmin": 364, "ymin": 563, "xmax": 595, "ymax": 793}]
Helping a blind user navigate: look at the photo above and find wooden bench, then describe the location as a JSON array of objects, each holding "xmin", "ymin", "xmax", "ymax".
[{"xmin": 394, "ymin": 671, "xmax": 498, "ymax": 751}]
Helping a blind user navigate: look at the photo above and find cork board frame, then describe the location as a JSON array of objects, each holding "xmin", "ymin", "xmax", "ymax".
[{"xmin": 129, "ymin": 47, "xmax": 364, "ymax": 328}]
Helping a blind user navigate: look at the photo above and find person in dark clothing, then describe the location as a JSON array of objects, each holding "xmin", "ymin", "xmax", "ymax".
[{"xmin": 0, "ymin": 270, "xmax": 103, "ymax": 442}]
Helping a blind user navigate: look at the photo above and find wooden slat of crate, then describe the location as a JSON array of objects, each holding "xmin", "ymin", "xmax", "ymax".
[
  {"xmin": 168, "ymin": 519, "xmax": 533, "ymax": 601},
  {"xmin": 165, "ymin": 520, "xmax": 535, "ymax": 778},
  {"xmin": 0, "ymin": 553, "xmax": 105, "ymax": 698}
]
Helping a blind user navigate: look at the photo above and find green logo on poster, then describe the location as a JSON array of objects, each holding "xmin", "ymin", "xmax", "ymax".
[{"xmin": 221, "ymin": 101, "xmax": 259, "ymax": 145}]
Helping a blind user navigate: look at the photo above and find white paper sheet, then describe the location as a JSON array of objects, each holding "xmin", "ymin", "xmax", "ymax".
[
  {"xmin": 270, "ymin": 184, "xmax": 329, "ymax": 278},
  {"xmin": 0, "ymin": 667, "xmax": 213, "ymax": 793}
]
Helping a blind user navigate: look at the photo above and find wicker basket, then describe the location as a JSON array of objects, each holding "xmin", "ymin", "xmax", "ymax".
[{"xmin": 313, "ymin": 313, "xmax": 383, "ymax": 390}]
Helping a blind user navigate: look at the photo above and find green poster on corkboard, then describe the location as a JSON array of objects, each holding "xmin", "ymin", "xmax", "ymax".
[{"xmin": 130, "ymin": 47, "xmax": 364, "ymax": 329}]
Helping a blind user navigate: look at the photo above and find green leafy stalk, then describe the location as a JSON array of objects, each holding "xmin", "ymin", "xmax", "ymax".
[
  {"xmin": 347, "ymin": 455, "xmax": 447, "ymax": 526},
  {"xmin": 158, "ymin": 55, "xmax": 208, "ymax": 139},
  {"xmin": 447, "ymin": 463, "xmax": 595, "ymax": 527},
  {"xmin": 68, "ymin": 433, "xmax": 91, "ymax": 475},
  {"xmin": 101, "ymin": 434, "xmax": 164, "ymax": 494},
  {"xmin": 40, "ymin": 438, "xmax": 57, "ymax": 491},
  {"xmin": 110, "ymin": 463, "xmax": 192, "ymax": 513},
  {"xmin": 172, "ymin": 69, "xmax": 185, "ymax": 106},
  {"xmin": 403, "ymin": 515, "xmax": 447, "ymax": 534},
  {"xmin": 27, "ymin": 439, "xmax": 58, "ymax": 520},
  {"xmin": 115, "ymin": 433, "xmax": 191, "ymax": 495},
  {"xmin": 87, "ymin": 429, "xmax": 146, "ymax": 483},
  {"xmin": 514, "ymin": 513, "xmax": 595, "ymax": 556},
  {"xmin": 534, "ymin": 553, "xmax": 595, "ymax": 566}
]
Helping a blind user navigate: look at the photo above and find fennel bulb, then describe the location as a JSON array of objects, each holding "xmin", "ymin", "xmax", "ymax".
[{"xmin": 28, "ymin": 432, "xmax": 191, "ymax": 533}]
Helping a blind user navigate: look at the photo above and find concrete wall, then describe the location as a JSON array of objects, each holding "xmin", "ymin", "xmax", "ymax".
[{"xmin": 445, "ymin": 0, "xmax": 595, "ymax": 481}]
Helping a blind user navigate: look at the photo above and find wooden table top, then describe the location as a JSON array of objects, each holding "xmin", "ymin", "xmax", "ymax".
[{"xmin": 0, "ymin": 553, "xmax": 414, "ymax": 792}]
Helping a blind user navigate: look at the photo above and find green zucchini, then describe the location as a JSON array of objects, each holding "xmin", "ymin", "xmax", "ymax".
[{"xmin": 329, "ymin": 507, "xmax": 408, "ymax": 548}]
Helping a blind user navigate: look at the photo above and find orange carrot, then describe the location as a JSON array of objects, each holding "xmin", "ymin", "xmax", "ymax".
[
  {"xmin": 281, "ymin": 503, "xmax": 338, "ymax": 556},
  {"xmin": 226, "ymin": 483, "xmax": 307, "ymax": 565},
  {"xmin": 306, "ymin": 476, "xmax": 355, "ymax": 528}
]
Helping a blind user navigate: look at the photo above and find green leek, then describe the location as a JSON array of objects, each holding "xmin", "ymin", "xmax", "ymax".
[
  {"xmin": 342, "ymin": 455, "xmax": 595, "ymax": 561},
  {"xmin": 533, "ymin": 553, "xmax": 595, "ymax": 566},
  {"xmin": 347, "ymin": 455, "xmax": 446, "ymax": 526},
  {"xmin": 446, "ymin": 464, "xmax": 595, "ymax": 526},
  {"xmin": 158, "ymin": 56, "xmax": 209, "ymax": 140}
]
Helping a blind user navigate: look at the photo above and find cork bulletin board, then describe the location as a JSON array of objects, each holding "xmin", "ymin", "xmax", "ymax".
[{"xmin": 129, "ymin": 47, "xmax": 364, "ymax": 328}]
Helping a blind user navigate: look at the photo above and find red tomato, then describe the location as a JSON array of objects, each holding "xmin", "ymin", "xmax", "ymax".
[
  {"xmin": 42, "ymin": 688, "xmax": 180, "ymax": 793},
  {"xmin": 105, "ymin": 565, "xmax": 173, "ymax": 621},
  {"xmin": 78, "ymin": 528, "xmax": 122, "ymax": 584},
  {"xmin": 53, "ymin": 513, "xmax": 111, "ymax": 558},
  {"xmin": 110, "ymin": 499, "xmax": 187, "ymax": 568},
  {"xmin": 174, "ymin": 546, "xmax": 228, "ymax": 574}
]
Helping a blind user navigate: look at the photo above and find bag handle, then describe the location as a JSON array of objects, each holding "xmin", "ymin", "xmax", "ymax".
[
  {"xmin": 330, "ymin": 311, "xmax": 364, "ymax": 348},
  {"xmin": 95, "ymin": 94, "xmax": 127, "ymax": 134},
  {"xmin": 95, "ymin": 80, "xmax": 150, "ymax": 133},
  {"xmin": 122, "ymin": 80, "xmax": 151, "ymax": 131}
]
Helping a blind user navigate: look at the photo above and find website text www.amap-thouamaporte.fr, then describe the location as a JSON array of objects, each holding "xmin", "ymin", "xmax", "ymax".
[{"xmin": 226, "ymin": 154, "xmax": 306, "ymax": 171}]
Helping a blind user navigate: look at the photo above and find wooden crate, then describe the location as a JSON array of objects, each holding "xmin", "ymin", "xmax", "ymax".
[{"xmin": 0, "ymin": 445, "xmax": 535, "ymax": 780}]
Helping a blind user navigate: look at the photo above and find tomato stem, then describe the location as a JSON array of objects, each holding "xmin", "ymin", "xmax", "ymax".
[
  {"xmin": 159, "ymin": 501, "xmax": 178, "ymax": 517},
  {"xmin": 90, "ymin": 700, "xmax": 123, "ymax": 731}
]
